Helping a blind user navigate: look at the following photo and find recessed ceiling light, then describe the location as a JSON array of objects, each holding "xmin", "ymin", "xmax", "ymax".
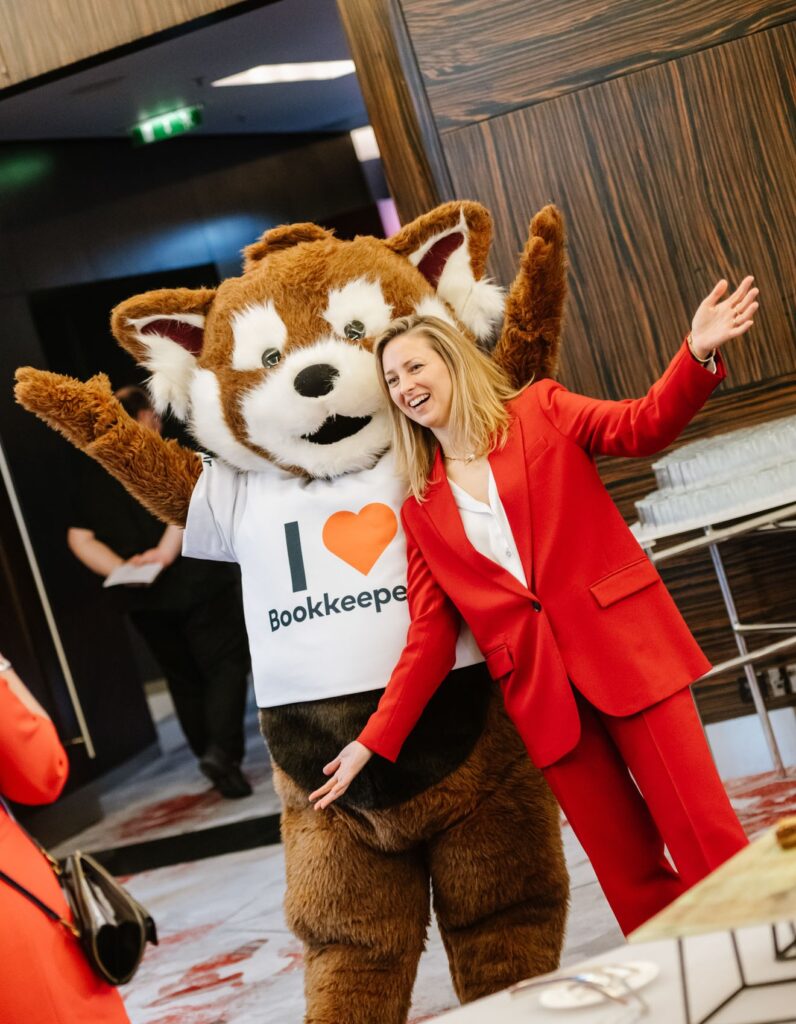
[{"xmin": 212, "ymin": 61, "xmax": 356, "ymax": 87}]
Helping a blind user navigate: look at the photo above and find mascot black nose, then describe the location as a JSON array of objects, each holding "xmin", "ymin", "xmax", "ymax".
[{"xmin": 294, "ymin": 364, "xmax": 339, "ymax": 398}]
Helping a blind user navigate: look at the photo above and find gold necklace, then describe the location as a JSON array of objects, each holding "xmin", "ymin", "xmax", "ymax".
[{"xmin": 444, "ymin": 452, "xmax": 478, "ymax": 463}]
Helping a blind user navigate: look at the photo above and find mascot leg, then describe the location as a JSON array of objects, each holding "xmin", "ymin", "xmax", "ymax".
[
  {"xmin": 426, "ymin": 711, "xmax": 569, "ymax": 1002},
  {"xmin": 277, "ymin": 768, "xmax": 430, "ymax": 1024}
]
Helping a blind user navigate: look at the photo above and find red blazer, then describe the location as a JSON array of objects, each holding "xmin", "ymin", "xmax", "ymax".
[{"xmin": 359, "ymin": 340, "xmax": 725, "ymax": 769}]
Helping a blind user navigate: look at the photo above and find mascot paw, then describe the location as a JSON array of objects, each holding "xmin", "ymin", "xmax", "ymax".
[
  {"xmin": 522, "ymin": 204, "xmax": 566, "ymax": 279},
  {"xmin": 529, "ymin": 204, "xmax": 564, "ymax": 248},
  {"xmin": 14, "ymin": 368, "xmax": 123, "ymax": 448},
  {"xmin": 492, "ymin": 204, "xmax": 567, "ymax": 387}
]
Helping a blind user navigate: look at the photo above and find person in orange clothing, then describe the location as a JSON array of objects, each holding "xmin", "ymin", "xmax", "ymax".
[
  {"xmin": 311, "ymin": 277, "xmax": 755, "ymax": 935},
  {"xmin": 0, "ymin": 651, "xmax": 131, "ymax": 1024}
]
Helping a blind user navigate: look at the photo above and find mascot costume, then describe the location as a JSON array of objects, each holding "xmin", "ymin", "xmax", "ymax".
[{"xmin": 16, "ymin": 202, "xmax": 569, "ymax": 1024}]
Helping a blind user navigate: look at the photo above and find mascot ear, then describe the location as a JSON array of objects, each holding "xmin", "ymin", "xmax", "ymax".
[
  {"xmin": 111, "ymin": 287, "xmax": 216, "ymax": 420},
  {"xmin": 243, "ymin": 223, "xmax": 334, "ymax": 272},
  {"xmin": 385, "ymin": 201, "xmax": 504, "ymax": 342}
]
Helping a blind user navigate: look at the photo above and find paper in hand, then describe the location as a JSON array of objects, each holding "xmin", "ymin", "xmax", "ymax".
[{"xmin": 103, "ymin": 562, "xmax": 164, "ymax": 588}]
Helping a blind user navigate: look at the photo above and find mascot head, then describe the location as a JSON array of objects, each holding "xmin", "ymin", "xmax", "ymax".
[{"xmin": 111, "ymin": 202, "xmax": 505, "ymax": 479}]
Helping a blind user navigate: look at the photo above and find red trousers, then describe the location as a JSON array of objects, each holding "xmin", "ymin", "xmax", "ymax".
[{"xmin": 542, "ymin": 687, "xmax": 748, "ymax": 935}]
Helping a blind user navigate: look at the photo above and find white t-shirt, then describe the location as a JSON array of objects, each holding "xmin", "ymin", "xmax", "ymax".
[
  {"xmin": 183, "ymin": 452, "xmax": 482, "ymax": 707},
  {"xmin": 448, "ymin": 468, "xmax": 528, "ymax": 588}
]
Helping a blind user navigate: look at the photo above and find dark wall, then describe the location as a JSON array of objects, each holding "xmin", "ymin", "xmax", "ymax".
[
  {"xmin": 0, "ymin": 132, "xmax": 372, "ymax": 286},
  {"xmin": 0, "ymin": 130, "xmax": 373, "ymax": 784},
  {"xmin": 340, "ymin": 0, "xmax": 796, "ymax": 724}
]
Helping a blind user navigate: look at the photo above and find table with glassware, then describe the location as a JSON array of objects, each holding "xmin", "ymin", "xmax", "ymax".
[{"xmin": 629, "ymin": 414, "xmax": 796, "ymax": 778}]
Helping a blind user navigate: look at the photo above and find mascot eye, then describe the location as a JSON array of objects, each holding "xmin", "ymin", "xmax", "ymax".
[
  {"xmin": 262, "ymin": 348, "xmax": 281, "ymax": 367},
  {"xmin": 343, "ymin": 320, "xmax": 366, "ymax": 341}
]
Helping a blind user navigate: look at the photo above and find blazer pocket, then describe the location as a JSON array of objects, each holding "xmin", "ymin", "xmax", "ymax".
[
  {"xmin": 589, "ymin": 557, "xmax": 661, "ymax": 608},
  {"xmin": 526, "ymin": 435, "xmax": 550, "ymax": 467},
  {"xmin": 485, "ymin": 644, "xmax": 514, "ymax": 681}
]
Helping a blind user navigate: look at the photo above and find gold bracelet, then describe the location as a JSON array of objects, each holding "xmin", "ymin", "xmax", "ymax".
[{"xmin": 687, "ymin": 333, "xmax": 715, "ymax": 366}]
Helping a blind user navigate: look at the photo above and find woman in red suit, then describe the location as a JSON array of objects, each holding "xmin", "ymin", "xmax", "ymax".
[
  {"xmin": 310, "ymin": 278, "xmax": 756, "ymax": 935},
  {"xmin": 0, "ymin": 653, "xmax": 131, "ymax": 1023}
]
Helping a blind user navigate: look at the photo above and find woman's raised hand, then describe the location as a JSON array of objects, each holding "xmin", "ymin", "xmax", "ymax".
[
  {"xmin": 309, "ymin": 741, "xmax": 373, "ymax": 810},
  {"xmin": 691, "ymin": 277, "xmax": 758, "ymax": 359}
]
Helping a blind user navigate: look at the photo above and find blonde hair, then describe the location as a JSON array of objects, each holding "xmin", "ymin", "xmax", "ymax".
[{"xmin": 375, "ymin": 315, "xmax": 518, "ymax": 501}]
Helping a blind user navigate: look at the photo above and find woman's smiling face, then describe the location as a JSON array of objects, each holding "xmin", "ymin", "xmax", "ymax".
[{"xmin": 381, "ymin": 330, "xmax": 453, "ymax": 431}]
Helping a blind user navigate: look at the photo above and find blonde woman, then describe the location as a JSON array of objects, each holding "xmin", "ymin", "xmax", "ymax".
[{"xmin": 311, "ymin": 278, "xmax": 756, "ymax": 935}]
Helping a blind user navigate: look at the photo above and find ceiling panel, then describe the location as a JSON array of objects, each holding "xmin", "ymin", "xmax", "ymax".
[{"xmin": 0, "ymin": 0, "xmax": 368, "ymax": 140}]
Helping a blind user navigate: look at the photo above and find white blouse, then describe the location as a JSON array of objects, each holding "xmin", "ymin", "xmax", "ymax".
[{"xmin": 447, "ymin": 467, "xmax": 528, "ymax": 588}]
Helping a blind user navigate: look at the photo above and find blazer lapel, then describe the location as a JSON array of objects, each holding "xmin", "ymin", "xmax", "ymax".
[
  {"xmin": 488, "ymin": 411, "xmax": 534, "ymax": 591},
  {"xmin": 423, "ymin": 445, "xmax": 531, "ymax": 599}
]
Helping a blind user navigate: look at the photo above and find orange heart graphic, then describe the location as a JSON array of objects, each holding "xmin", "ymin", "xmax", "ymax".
[{"xmin": 322, "ymin": 503, "xmax": 398, "ymax": 575}]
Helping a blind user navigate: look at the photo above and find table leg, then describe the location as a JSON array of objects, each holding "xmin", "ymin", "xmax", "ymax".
[
  {"xmin": 773, "ymin": 923, "xmax": 796, "ymax": 961},
  {"xmin": 706, "ymin": 536, "xmax": 786, "ymax": 778}
]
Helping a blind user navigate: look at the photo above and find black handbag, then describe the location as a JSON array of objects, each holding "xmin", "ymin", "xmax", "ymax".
[{"xmin": 0, "ymin": 799, "xmax": 158, "ymax": 985}]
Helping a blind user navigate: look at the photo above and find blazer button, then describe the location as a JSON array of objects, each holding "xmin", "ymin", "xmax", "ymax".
[{"xmin": 531, "ymin": 600, "xmax": 542, "ymax": 612}]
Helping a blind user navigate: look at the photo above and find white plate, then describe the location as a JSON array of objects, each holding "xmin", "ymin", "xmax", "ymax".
[{"xmin": 539, "ymin": 961, "xmax": 660, "ymax": 1009}]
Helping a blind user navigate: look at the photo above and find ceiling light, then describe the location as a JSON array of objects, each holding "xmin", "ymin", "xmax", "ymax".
[{"xmin": 212, "ymin": 61, "xmax": 356, "ymax": 87}]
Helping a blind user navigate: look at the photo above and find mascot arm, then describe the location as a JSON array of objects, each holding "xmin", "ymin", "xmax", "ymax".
[
  {"xmin": 14, "ymin": 367, "xmax": 200, "ymax": 527},
  {"xmin": 492, "ymin": 204, "xmax": 567, "ymax": 389}
]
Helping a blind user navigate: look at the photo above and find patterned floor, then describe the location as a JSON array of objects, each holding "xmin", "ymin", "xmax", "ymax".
[
  {"xmin": 51, "ymin": 702, "xmax": 279, "ymax": 861},
  {"xmin": 725, "ymin": 769, "xmax": 796, "ymax": 837},
  {"xmin": 120, "ymin": 822, "xmax": 629, "ymax": 1024}
]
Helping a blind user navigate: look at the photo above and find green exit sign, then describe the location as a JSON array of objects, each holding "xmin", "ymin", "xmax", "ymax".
[{"xmin": 130, "ymin": 106, "xmax": 203, "ymax": 145}]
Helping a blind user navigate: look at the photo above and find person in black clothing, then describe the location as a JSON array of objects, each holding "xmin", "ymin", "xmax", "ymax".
[{"xmin": 67, "ymin": 386, "xmax": 253, "ymax": 799}]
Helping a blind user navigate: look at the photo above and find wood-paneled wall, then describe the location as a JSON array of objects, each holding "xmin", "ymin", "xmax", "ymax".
[
  {"xmin": 442, "ymin": 21, "xmax": 796, "ymax": 399},
  {"xmin": 337, "ymin": 0, "xmax": 452, "ymax": 222},
  {"xmin": 401, "ymin": 0, "xmax": 795, "ymax": 129},
  {"xmin": 0, "ymin": 0, "xmax": 246, "ymax": 86},
  {"xmin": 339, "ymin": 0, "xmax": 796, "ymax": 726}
]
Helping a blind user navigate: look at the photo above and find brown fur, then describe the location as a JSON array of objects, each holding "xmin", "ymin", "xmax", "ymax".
[
  {"xmin": 14, "ymin": 367, "xmax": 200, "ymax": 525},
  {"xmin": 242, "ymin": 223, "xmax": 334, "ymax": 271},
  {"xmin": 111, "ymin": 287, "xmax": 217, "ymax": 365},
  {"xmin": 85, "ymin": 420, "xmax": 201, "ymax": 526},
  {"xmin": 385, "ymin": 200, "xmax": 493, "ymax": 282},
  {"xmin": 276, "ymin": 694, "xmax": 567, "ymax": 1022},
  {"xmin": 493, "ymin": 205, "xmax": 567, "ymax": 386},
  {"xmin": 15, "ymin": 368, "xmax": 124, "ymax": 448}
]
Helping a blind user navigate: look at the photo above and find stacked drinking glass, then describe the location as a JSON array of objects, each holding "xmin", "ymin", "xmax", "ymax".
[{"xmin": 634, "ymin": 414, "xmax": 796, "ymax": 532}]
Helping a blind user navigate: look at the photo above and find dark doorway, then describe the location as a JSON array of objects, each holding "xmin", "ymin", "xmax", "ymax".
[{"xmin": 27, "ymin": 264, "xmax": 220, "ymax": 683}]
